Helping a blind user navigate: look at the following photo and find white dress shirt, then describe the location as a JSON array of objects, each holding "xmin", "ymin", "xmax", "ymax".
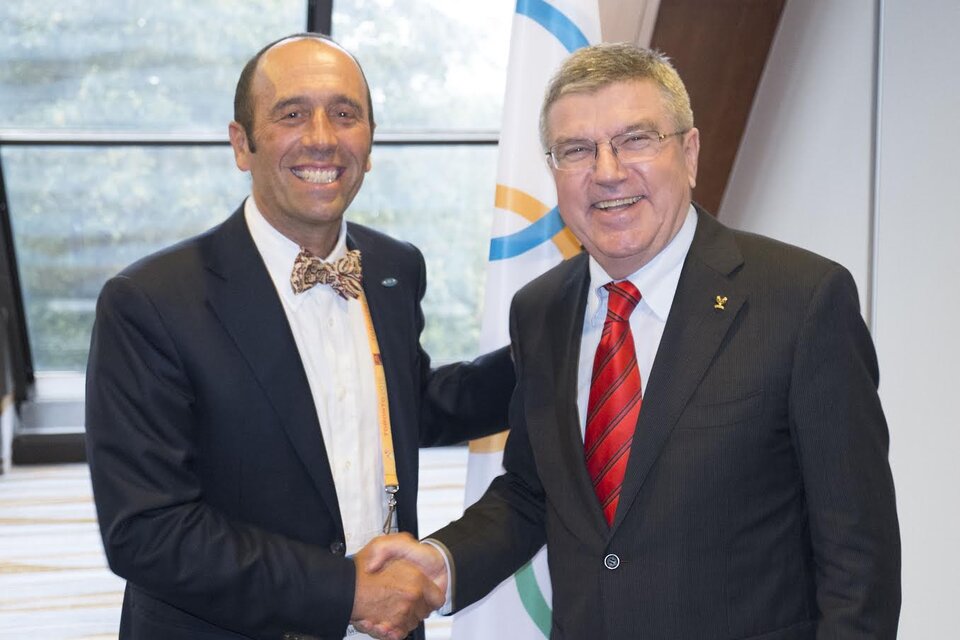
[
  {"xmin": 245, "ymin": 198, "xmax": 388, "ymax": 639},
  {"xmin": 576, "ymin": 205, "xmax": 697, "ymax": 437}
]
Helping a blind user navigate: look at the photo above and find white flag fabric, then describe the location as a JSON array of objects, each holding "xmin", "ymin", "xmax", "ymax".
[{"xmin": 452, "ymin": 1, "xmax": 600, "ymax": 638}]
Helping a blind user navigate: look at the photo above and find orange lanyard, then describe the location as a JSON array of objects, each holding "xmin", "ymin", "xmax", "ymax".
[{"xmin": 356, "ymin": 291, "xmax": 399, "ymax": 534}]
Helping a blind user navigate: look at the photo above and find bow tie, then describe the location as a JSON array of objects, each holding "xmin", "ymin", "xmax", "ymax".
[{"xmin": 290, "ymin": 248, "xmax": 363, "ymax": 299}]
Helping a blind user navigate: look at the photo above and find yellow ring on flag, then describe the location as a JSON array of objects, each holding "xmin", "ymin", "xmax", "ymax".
[
  {"xmin": 495, "ymin": 184, "xmax": 581, "ymax": 259},
  {"xmin": 468, "ymin": 430, "xmax": 510, "ymax": 454}
]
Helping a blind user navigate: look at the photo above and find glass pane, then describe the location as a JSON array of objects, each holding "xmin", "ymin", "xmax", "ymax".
[
  {"xmin": 0, "ymin": 0, "xmax": 306, "ymax": 132},
  {"xmin": 3, "ymin": 144, "xmax": 496, "ymax": 371},
  {"xmin": 3, "ymin": 145, "xmax": 249, "ymax": 370},
  {"xmin": 334, "ymin": 0, "xmax": 512, "ymax": 131}
]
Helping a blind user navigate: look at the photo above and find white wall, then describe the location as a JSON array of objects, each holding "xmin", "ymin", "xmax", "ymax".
[
  {"xmin": 721, "ymin": 0, "xmax": 877, "ymax": 311},
  {"xmin": 874, "ymin": 0, "xmax": 960, "ymax": 634},
  {"xmin": 721, "ymin": 0, "xmax": 960, "ymax": 635}
]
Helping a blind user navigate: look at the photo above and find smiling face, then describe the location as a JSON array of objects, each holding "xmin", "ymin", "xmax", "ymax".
[
  {"xmin": 546, "ymin": 79, "xmax": 700, "ymax": 279},
  {"xmin": 228, "ymin": 37, "xmax": 373, "ymax": 256}
]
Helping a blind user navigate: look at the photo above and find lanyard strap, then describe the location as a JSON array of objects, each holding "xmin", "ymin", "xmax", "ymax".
[{"xmin": 356, "ymin": 291, "xmax": 399, "ymax": 533}]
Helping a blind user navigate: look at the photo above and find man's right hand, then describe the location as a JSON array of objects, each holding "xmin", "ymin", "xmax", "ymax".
[{"xmin": 350, "ymin": 535, "xmax": 445, "ymax": 640}]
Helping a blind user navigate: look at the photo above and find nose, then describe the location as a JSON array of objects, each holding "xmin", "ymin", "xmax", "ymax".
[
  {"xmin": 592, "ymin": 141, "xmax": 626, "ymax": 183},
  {"xmin": 302, "ymin": 112, "xmax": 338, "ymax": 149}
]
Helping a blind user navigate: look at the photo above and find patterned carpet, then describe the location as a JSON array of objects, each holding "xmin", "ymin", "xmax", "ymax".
[{"xmin": 0, "ymin": 447, "xmax": 471, "ymax": 639}]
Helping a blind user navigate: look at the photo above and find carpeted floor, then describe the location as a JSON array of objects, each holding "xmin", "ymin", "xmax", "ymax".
[{"xmin": 0, "ymin": 447, "xmax": 471, "ymax": 639}]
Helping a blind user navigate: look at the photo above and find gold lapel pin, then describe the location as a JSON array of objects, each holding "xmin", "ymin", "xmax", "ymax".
[{"xmin": 714, "ymin": 295, "xmax": 728, "ymax": 310}]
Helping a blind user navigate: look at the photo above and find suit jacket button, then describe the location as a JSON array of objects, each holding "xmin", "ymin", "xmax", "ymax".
[
  {"xmin": 603, "ymin": 553, "xmax": 620, "ymax": 570},
  {"xmin": 330, "ymin": 540, "xmax": 346, "ymax": 556}
]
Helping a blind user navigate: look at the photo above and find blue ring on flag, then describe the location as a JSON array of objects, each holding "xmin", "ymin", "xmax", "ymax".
[
  {"xmin": 516, "ymin": 0, "xmax": 590, "ymax": 53},
  {"xmin": 487, "ymin": 1, "xmax": 589, "ymax": 262},
  {"xmin": 488, "ymin": 207, "xmax": 563, "ymax": 261}
]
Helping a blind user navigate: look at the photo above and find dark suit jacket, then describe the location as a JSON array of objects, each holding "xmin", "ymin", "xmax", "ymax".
[
  {"xmin": 84, "ymin": 205, "xmax": 515, "ymax": 640},
  {"xmin": 432, "ymin": 207, "xmax": 900, "ymax": 639}
]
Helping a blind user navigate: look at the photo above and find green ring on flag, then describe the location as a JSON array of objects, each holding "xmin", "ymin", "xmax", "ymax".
[
  {"xmin": 516, "ymin": 0, "xmax": 590, "ymax": 53},
  {"xmin": 514, "ymin": 560, "xmax": 551, "ymax": 637}
]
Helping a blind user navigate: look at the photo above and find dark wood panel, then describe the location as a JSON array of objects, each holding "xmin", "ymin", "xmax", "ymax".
[{"xmin": 650, "ymin": 0, "xmax": 785, "ymax": 215}]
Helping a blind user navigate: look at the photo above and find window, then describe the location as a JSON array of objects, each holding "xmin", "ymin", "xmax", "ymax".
[
  {"xmin": 0, "ymin": 0, "xmax": 511, "ymax": 377},
  {"xmin": 2, "ymin": 145, "xmax": 249, "ymax": 369}
]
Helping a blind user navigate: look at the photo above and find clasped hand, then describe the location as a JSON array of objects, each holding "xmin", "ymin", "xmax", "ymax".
[{"xmin": 350, "ymin": 533, "xmax": 447, "ymax": 640}]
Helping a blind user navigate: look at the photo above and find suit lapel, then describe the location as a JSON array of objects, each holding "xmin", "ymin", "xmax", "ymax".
[
  {"xmin": 613, "ymin": 209, "xmax": 747, "ymax": 531},
  {"xmin": 532, "ymin": 255, "xmax": 612, "ymax": 541},
  {"xmin": 201, "ymin": 208, "xmax": 343, "ymax": 533}
]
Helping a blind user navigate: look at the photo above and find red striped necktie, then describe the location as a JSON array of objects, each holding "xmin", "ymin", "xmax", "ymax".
[{"xmin": 584, "ymin": 280, "xmax": 642, "ymax": 526}]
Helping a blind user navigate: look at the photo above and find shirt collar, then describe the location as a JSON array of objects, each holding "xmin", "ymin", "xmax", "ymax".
[
  {"xmin": 586, "ymin": 204, "xmax": 697, "ymax": 324},
  {"xmin": 243, "ymin": 196, "xmax": 349, "ymax": 308}
]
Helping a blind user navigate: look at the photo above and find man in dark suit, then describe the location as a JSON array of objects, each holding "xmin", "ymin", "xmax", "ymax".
[
  {"xmin": 366, "ymin": 42, "xmax": 900, "ymax": 639},
  {"xmin": 84, "ymin": 33, "xmax": 514, "ymax": 640}
]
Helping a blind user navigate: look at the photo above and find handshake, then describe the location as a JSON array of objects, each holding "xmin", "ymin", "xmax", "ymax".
[{"xmin": 349, "ymin": 533, "xmax": 447, "ymax": 640}]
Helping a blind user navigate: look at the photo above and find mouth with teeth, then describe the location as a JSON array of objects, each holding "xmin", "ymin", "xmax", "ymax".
[
  {"xmin": 291, "ymin": 167, "xmax": 340, "ymax": 184},
  {"xmin": 593, "ymin": 195, "xmax": 646, "ymax": 210}
]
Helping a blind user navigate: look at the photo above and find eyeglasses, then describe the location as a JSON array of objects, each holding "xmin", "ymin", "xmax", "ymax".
[{"xmin": 545, "ymin": 129, "xmax": 688, "ymax": 171}]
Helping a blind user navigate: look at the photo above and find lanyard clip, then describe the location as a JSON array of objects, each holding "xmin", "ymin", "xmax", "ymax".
[{"xmin": 382, "ymin": 485, "xmax": 399, "ymax": 534}]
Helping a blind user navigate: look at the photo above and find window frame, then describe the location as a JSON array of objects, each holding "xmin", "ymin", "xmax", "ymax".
[{"xmin": 0, "ymin": 157, "xmax": 33, "ymax": 402}]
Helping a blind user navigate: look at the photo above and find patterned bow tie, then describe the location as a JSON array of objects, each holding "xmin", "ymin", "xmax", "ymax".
[{"xmin": 290, "ymin": 248, "xmax": 363, "ymax": 299}]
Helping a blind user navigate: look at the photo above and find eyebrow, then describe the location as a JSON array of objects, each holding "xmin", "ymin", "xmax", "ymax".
[{"xmin": 622, "ymin": 119, "xmax": 661, "ymax": 133}]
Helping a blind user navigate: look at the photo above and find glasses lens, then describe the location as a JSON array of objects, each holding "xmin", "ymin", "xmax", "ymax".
[
  {"xmin": 550, "ymin": 130, "xmax": 683, "ymax": 170},
  {"xmin": 613, "ymin": 131, "xmax": 659, "ymax": 163},
  {"xmin": 552, "ymin": 141, "xmax": 596, "ymax": 170}
]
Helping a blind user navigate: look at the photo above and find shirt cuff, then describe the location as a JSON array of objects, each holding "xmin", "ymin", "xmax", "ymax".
[{"xmin": 422, "ymin": 538, "xmax": 454, "ymax": 615}]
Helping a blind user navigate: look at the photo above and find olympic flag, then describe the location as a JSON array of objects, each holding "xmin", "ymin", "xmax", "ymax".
[{"xmin": 452, "ymin": 1, "xmax": 601, "ymax": 637}]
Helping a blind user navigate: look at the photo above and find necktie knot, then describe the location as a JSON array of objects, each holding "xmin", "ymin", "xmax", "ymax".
[
  {"xmin": 604, "ymin": 280, "xmax": 641, "ymax": 321},
  {"xmin": 290, "ymin": 248, "xmax": 363, "ymax": 299}
]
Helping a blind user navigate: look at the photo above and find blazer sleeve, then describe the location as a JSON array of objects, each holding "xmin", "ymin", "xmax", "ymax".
[
  {"xmin": 788, "ymin": 265, "xmax": 901, "ymax": 638},
  {"xmin": 429, "ymin": 301, "xmax": 547, "ymax": 610},
  {"xmin": 85, "ymin": 275, "xmax": 356, "ymax": 639}
]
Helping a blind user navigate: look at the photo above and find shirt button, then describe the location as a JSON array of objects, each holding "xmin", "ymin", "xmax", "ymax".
[
  {"xmin": 603, "ymin": 553, "xmax": 620, "ymax": 570},
  {"xmin": 329, "ymin": 540, "xmax": 346, "ymax": 556}
]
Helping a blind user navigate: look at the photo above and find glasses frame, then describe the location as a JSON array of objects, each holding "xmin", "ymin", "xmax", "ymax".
[{"xmin": 545, "ymin": 128, "xmax": 689, "ymax": 171}]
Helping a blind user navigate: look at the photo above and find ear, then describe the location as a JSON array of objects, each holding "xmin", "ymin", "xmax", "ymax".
[
  {"xmin": 228, "ymin": 121, "xmax": 252, "ymax": 171},
  {"xmin": 682, "ymin": 127, "xmax": 700, "ymax": 189},
  {"xmin": 365, "ymin": 124, "xmax": 375, "ymax": 173}
]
